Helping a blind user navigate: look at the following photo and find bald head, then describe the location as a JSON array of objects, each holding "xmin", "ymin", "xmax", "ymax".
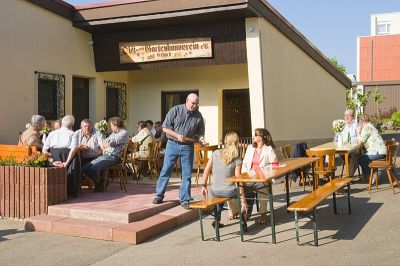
[{"xmin": 185, "ymin": 93, "xmax": 199, "ymax": 112}]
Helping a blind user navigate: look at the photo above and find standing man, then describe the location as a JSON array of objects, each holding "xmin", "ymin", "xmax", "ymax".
[
  {"xmin": 153, "ymin": 93, "xmax": 206, "ymax": 209},
  {"xmin": 74, "ymin": 119, "xmax": 105, "ymax": 166},
  {"xmin": 334, "ymin": 109, "xmax": 360, "ymax": 177}
]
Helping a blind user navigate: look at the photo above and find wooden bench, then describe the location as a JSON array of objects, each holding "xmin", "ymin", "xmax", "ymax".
[
  {"xmin": 287, "ymin": 178, "xmax": 352, "ymax": 246},
  {"xmin": 190, "ymin": 197, "xmax": 231, "ymax": 241},
  {"xmin": 0, "ymin": 145, "xmax": 37, "ymax": 163}
]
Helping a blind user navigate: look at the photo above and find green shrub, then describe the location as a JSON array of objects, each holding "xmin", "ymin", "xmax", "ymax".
[
  {"xmin": 0, "ymin": 156, "xmax": 18, "ymax": 166},
  {"xmin": 391, "ymin": 112, "xmax": 400, "ymax": 128},
  {"xmin": 21, "ymin": 152, "xmax": 50, "ymax": 167}
]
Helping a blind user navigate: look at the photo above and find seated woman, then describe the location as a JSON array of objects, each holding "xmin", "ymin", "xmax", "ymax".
[
  {"xmin": 242, "ymin": 128, "xmax": 277, "ymax": 224},
  {"xmin": 201, "ymin": 132, "xmax": 247, "ymax": 228},
  {"xmin": 357, "ymin": 114, "xmax": 386, "ymax": 181},
  {"xmin": 131, "ymin": 121, "xmax": 155, "ymax": 159},
  {"xmin": 18, "ymin": 114, "xmax": 46, "ymax": 149}
]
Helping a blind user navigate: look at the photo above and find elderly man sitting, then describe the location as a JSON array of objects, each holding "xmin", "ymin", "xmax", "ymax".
[
  {"xmin": 82, "ymin": 117, "xmax": 129, "ymax": 192},
  {"xmin": 43, "ymin": 115, "xmax": 80, "ymax": 197},
  {"xmin": 132, "ymin": 120, "xmax": 155, "ymax": 159},
  {"xmin": 333, "ymin": 109, "xmax": 360, "ymax": 177},
  {"xmin": 18, "ymin": 115, "xmax": 46, "ymax": 149},
  {"xmin": 74, "ymin": 119, "xmax": 105, "ymax": 166}
]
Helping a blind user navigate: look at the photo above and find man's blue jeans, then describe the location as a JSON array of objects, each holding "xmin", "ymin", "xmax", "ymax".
[
  {"xmin": 155, "ymin": 140, "xmax": 194, "ymax": 203},
  {"xmin": 82, "ymin": 155, "xmax": 119, "ymax": 185},
  {"xmin": 359, "ymin": 153, "xmax": 386, "ymax": 178}
]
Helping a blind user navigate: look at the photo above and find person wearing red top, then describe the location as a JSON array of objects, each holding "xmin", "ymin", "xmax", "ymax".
[{"xmin": 242, "ymin": 128, "xmax": 277, "ymax": 224}]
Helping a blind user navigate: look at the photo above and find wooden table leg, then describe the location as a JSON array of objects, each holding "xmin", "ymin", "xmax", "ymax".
[{"xmin": 344, "ymin": 152, "xmax": 350, "ymax": 178}]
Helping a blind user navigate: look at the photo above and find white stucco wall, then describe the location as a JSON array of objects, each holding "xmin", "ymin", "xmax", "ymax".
[
  {"xmin": 371, "ymin": 12, "xmax": 400, "ymax": 35},
  {"xmin": 246, "ymin": 17, "xmax": 346, "ymax": 141},
  {"xmin": 127, "ymin": 64, "xmax": 249, "ymax": 145},
  {"xmin": 0, "ymin": 0, "xmax": 127, "ymax": 144}
]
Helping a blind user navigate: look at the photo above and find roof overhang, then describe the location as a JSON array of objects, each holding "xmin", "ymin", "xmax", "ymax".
[
  {"xmin": 29, "ymin": 0, "xmax": 351, "ymax": 88},
  {"xmin": 73, "ymin": 0, "xmax": 255, "ymax": 32}
]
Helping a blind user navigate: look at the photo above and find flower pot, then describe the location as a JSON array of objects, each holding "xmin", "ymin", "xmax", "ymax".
[{"xmin": 0, "ymin": 166, "xmax": 67, "ymax": 219}]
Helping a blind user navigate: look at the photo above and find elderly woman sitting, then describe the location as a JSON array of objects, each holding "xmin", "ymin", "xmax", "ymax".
[
  {"xmin": 131, "ymin": 120, "xmax": 155, "ymax": 159},
  {"xmin": 18, "ymin": 115, "xmax": 46, "ymax": 149},
  {"xmin": 357, "ymin": 114, "xmax": 387, "ymax": 182}
]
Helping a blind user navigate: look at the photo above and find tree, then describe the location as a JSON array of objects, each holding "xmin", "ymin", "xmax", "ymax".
[
  {"xmin": 328, "ymin": 57, "xmax": 347, "ymax": 74},
  {"xmin": 371, "ymin": 86, "xmax": 385, "ymax": 118}
]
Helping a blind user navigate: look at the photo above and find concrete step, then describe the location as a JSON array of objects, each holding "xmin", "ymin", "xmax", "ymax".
[
  {"xmin": 24, "ymin": 206, "xmax": 198, "ymax": 244},
  {"xmin": 48, "ymin": 200, "xmax": 178, "ymax": 224}
]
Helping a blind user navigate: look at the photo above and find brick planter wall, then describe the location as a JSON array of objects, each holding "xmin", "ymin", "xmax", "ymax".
[{"xmin": 0, "ymin": 166, "xmax": 67, "ymax": 219}]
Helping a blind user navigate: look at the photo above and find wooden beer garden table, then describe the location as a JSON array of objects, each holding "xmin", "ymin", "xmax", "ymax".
[
  {"xmin": 310, "ymin": 142, "xmax": 362, "ymax": 178},
  {"xmin": 226, "ymin": 157, "xmax": 319, "ymax": 244}
]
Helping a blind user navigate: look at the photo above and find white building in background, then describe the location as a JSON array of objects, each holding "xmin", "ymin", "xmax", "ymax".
[{"xmin": 370, "ymin": 12, "xmax": 400, "ymax": 36}]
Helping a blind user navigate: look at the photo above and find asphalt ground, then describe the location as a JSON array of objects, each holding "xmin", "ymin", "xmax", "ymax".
[{"xmin": 1, "ymin": 172, "xmax": 400, "ymax": 266}]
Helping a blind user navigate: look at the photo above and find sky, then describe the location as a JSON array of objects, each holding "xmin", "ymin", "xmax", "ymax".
[{"xmin": 65, "ymin": 0, "xmax": 400, "ymax": 75}]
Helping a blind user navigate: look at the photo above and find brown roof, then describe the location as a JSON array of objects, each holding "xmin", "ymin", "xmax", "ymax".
[{"xmin": 28, "ymin": 0, "xmax": 351, "ymax": 88}]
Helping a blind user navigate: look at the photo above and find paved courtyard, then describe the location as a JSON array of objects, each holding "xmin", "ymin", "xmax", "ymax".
[{"xmin": 1, "ymin": 172, "xmax": 400, "ymax": 265}]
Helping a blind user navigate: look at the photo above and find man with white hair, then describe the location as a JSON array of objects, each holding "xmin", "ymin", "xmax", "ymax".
[
  {"xmin": 43, "ymin": 115, "xmax": 80, "ymax": 197},
  {"xmin": 18, "ymin": 115, "xmax": 46, "ymax": 148},
  {"xmin": 74, "ymin": 119, "xmax": 104, "ymax": 166},
  {"xmin": 334, "ymin": 109, "xmax": 360, "ymax": 177},
  {"xmin": 153, "ymin": 93, "xmax": 207, "ymax": 209}
]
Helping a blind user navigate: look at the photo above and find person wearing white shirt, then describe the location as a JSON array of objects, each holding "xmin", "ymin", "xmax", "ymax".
[
  {"xmin": 43, "ymin": 115, "xmax": 78, "ymax": 164},
  {"xmin": 43, "ymin": 115, "xmax": 80, "ymax": 197},
  {"xmin": 333, "ymin": 109, "xmax": 360, "ymax": 177}
]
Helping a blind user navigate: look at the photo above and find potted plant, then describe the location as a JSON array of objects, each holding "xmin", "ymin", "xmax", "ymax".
[
  {"xmin": 332, "ymin": 119, "xmax": 346, "ymax": 147},
  {"xmin": 0, "ymin": 152, "xmax": 67, "ymax": 219}
]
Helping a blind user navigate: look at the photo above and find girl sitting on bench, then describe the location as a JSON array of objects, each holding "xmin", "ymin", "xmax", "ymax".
[{"xmin": 201, "ymin": 132, "xmax": 248, "ymax": 229}]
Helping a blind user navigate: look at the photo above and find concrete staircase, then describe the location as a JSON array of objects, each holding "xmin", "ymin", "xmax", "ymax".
[{"xmin": 24, "ymin": 183, "xmax": 200, "ymax": 244}]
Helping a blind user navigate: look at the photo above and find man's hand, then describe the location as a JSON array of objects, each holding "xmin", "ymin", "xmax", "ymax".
[
  {"xmin": 201, "ymin": 185, "xmax": 208, "ymax": 198},
  {"xmin": 52, "ymin": 161, "xmax": 63, "ymax": 167},
  {"xmin": 176, "ymin": 134, "xmax": 185, "ymax": 142},
  {"xmin": 199, "ymin": 137, "xmax": 207, "ymax": 146},
  {"xmin": 101, "ymin": 140, "xmax": 110, "ymax": 149},
  {"xmin": 241, "ymin": 202, "xmax": 248, "ymax": 214}
]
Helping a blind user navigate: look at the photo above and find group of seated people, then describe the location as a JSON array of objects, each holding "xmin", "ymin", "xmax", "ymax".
[
  {"xmin": 18, "ymin": 115, "xmax": 168, "ymax": 196},
  {"xmin": 19, "ymin": 114, "xmax": 129, "ymax": 196},
  {"xmin": 201, "ymin": 128, "xmax": 277, "ymax": 228},
  {"xmin": 200, "ymin": 109, "xmax": 390, "ymax": 228},
  {"xmin": 130, "ymin": 120, "xmax": 166, "ymax": 159},
  {"xmin": 334, "ymin": 109, "xmax": 387, "ymax": 183}
]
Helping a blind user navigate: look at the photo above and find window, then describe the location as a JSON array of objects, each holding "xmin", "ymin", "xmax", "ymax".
[
  {"xmin": 377, "ymin": 21, "xmax": 391, "ymax": 35},
  {"xmin": 36, "ymin": 71, "xmax": 65, "ymax": 120},
  {"xmin": 161, "ymin": 90, "xmax": 198, "ymax": 121},
  {"xmin": 105, "ymin": 81, "xmax": 126, "ymax": 120}
]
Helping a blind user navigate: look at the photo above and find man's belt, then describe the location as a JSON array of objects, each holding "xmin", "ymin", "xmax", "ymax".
[{"xmin": 168, "ymin": 138, "xmax": 193, "ymax": 145}]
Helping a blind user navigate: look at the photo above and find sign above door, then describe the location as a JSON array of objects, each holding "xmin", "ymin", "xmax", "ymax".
[{"xmin": 119, "ymin": 38, "xmax": 212, "ymax": 64}]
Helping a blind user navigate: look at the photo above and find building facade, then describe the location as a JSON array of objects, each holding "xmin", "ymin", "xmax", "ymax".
[
  {"xmin": 357, "ymin": 12, "xmax": 400, "ymax": 115},
  {"xmin": 0, "ymin": 0, "xmax": 349, "ymax": 146}
]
